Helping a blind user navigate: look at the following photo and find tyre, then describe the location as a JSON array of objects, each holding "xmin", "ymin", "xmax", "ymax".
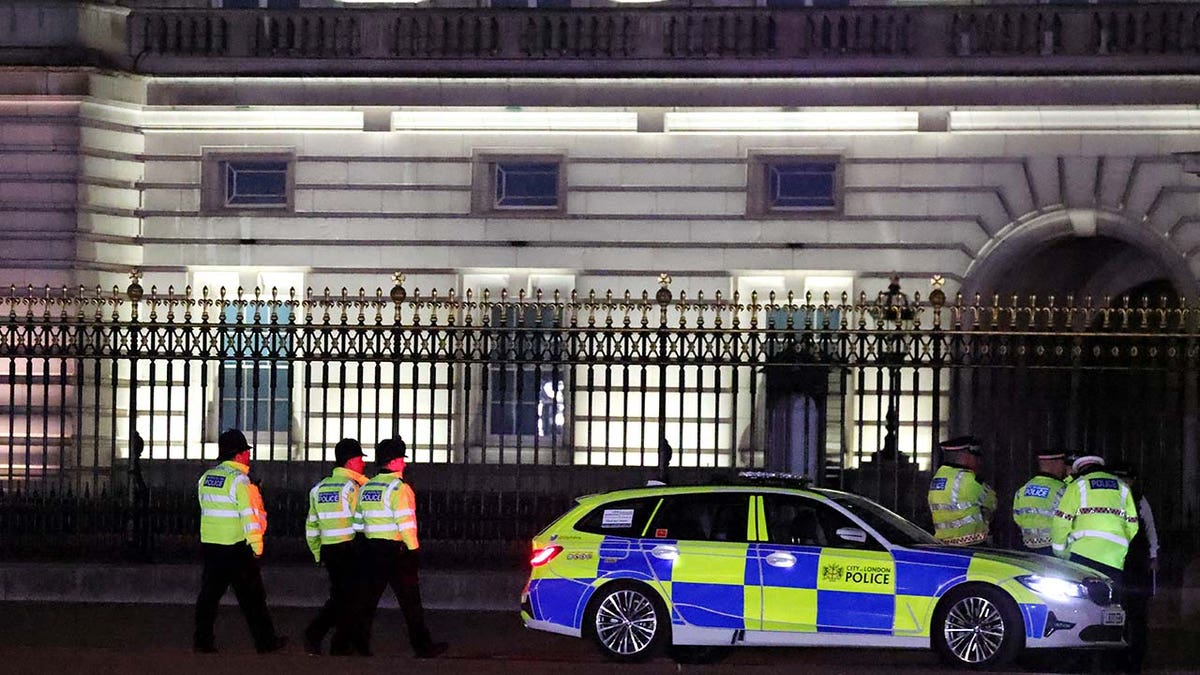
[
  {"xmin": 585, "ymin": 581, "xmax": 668, "ymax": 662},
  {"xmin": 931, "ymin": 584, "xmax": 1024, "ymax": 669}
]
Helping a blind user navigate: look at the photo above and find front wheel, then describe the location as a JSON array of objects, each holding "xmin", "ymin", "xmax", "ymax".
[
  {"xmin": 932, "ymin": 584, "xmax": 1023, "ymax": 669},
  {"xmin": 586, "ymin": 581, "xmax": 668, "ymax": 662}
]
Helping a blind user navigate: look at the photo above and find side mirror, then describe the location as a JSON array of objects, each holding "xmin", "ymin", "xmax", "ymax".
[{"xmin": 836, "ymin": 527, "xmax": 868, "ymax": 544}]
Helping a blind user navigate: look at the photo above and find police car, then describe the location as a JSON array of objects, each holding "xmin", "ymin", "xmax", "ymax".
[{"xmin": 519, "ymin": 476, "xmax": 1125, "ymax": 668}]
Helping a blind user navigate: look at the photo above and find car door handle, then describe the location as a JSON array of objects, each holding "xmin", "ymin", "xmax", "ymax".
[
  {"xmin": 765, "ymin": 552, "xmax": 797, "ymax": 568},
  {"xmin": 650, "ymin": 544, "xmax": 679, "ymax": 561}
]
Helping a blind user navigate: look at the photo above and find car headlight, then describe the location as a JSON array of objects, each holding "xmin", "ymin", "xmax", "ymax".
[{"xmin": 1017, "ymin": 574, "xmax": 1088, "ymax": 601}]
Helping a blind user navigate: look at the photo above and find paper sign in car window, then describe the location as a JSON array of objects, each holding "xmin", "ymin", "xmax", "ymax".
[{"xmin": 601, "ymin": 509, "xmax": 635, "ymax": 528}]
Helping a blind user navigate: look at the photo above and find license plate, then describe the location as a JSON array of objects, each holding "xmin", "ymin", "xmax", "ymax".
[{"xmin": 1102, "ymin": 608, "xmax": 1125, "ymax": 626}]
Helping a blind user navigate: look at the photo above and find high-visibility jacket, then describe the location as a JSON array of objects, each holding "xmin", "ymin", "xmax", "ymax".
[
  {"xmin": 353, "ymin": 471, "xmax": 420, "ymax": 551},
  {"xmin": 1051, "ymin": 468, "xmax": 1139, "ymax": 570},
  {"xmin": 247, "ymin": 481, "xmax": 267, "ymax": 539},
  {"xmin": 197, "ymin": 460, "xmax": 263, "ymax": 555},
  {"xmin": 928, "ymin": 464, "xmax": 997, "ymax": 546},
  {"xmin": 1013, "ymin": 474, "xmax": 1067, "ymax": 550},
  {"xmin": 305, "ymin": 467, "xmax": 368, "ymax": 563}
]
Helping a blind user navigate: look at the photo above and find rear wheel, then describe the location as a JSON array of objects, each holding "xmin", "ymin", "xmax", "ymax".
[
  {"xmin": 586, "ymin": 581, "xmax": 668, "ymax": 662},
  {"xmin": 932, "ymin": 585, "xmax": 1024, "ymax": 669}
]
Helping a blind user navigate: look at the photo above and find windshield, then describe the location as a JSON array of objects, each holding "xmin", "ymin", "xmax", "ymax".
[{"xmin": 830, "ymin": 494, "xmax": 939, "ymax": 547}]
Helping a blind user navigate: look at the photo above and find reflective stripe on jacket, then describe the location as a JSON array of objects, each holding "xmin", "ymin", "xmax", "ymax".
[
  {"xmin": 197, "ymin": 460, "xmax": 263, "ymax": 555},
  {"xmin": 928, "ymin": 464, "xmax": 996, "ymax": 546},
  {"xmin": 1013, "ymin": 474, "xmax": 1067, "ymax": 549},
  {"xmin": 1051, "ymin": 469, "xmax": 1139, "ymax": 570},
  {"xmin": 353, "ymin": 471, "xmax": 420, "ymax": 550},
  {"xmin": 306, "ymin": 467, "xmax": 368, "ymax": 562}
]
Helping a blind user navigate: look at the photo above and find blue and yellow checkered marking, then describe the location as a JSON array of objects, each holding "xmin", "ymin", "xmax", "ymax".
[{"xmin": 526, "ymin": 497, "xmax": 1058, "ymax": 642}]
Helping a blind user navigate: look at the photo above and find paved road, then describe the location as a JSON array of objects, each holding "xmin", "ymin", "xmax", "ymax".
[{"xmin": 0, "ymin": 603, "xmax": 1194, "ymax": 674}]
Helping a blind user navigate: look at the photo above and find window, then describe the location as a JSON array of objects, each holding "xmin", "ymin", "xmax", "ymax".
[
  {"xmin": 487, "ymin": 304, "xmax": 567, "ymax": 439},
  {"xmin": 828, "ymin": 494, "xmax": 937, "ymax": 548},
  {"xmin": 761, "ymin": 494, "xmax": 880, "ymax": 550},
  {"xmin": 647, "ymin": 493, "xmax": 750, "ymax": 543},
  {"xmin": 219, "ymin": 304, "xmax": 292, "ymax": 433},
  {"xmin": 747, "ymin": 152, "xmax": 841, "ymax": 216},
  {"xmin": 574, "ymin": 497, "xmax": 660, "ymax": 538},
  {"xmin": 472, "ymin": 153, "xmax": 566, "ymax": 216},
  {"xmin": 202, "ymin": 150, "xmax": 295, "ymax": 213}
]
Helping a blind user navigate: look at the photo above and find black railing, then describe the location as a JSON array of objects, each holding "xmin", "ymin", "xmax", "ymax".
[{"xmin": 0, "ymin": 275, "xmax": 1197, "ymax": 563}]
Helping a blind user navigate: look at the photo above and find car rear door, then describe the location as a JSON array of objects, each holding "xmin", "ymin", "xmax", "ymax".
[{"xmin": 642, "ymin": 492, "xmax": 757, "ymax": 631}]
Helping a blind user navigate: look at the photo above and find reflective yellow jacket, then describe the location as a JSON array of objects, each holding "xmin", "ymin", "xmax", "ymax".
[
  {"xmin": 928, "ymin": 464, "xmax": 996, "ymax": 546},
  {"xmin": 1051, "ymin": 468, "xmax": 1138, "ymax": 570},
  {"xmin": 305, "ymin": 467, "xmax": 368, "ymax": 562},
  {"xmin": 354, "ymin": 471, "xmax": 420, "ymax": 551},
  {"xmin": 197, "ymin": 461, "xmax": 263, "ymax": 555},
  {"xmin": 1013, "ymin": 474, "xmax": 1067, "ymax": 549}
]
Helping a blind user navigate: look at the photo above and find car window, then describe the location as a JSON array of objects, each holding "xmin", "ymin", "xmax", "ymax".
[
  {"xmin": 828, "ymin": 494, "xmax": 938, "ymax": 547},
  {"xmin": 762, "ymin": 494, "xmax": 882, "ymax": 551},
  {"xmin": 647, "ymin": 493, "xmax": 750, "ymax": 543},
  {"xmin": 573, "ymin": 497, "xmax": 660, "ymax": 538}
]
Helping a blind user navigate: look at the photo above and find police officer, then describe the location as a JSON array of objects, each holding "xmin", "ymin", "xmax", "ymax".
[
  {"xmin": 928, "ymin": 435, "xmax": 996, "ymax": 546},
  {"xmin": 355, "ymin": 438, "xmax": 448, "ymax": 659},
  {"xmin": 1110, "ymin": 463, "xmax": 1158, "ymax": 673},
  {"xmin": 1050, "ymin": 455, "xmax": 1139, "ymax": 587},
  {"xmin": 1012, "ymin": 450, "xmax": 1068, "ymax": 555},
  {"xmin": 304, "ymin": 438, "xmax": 371, "ymax": 656},
  {"xmin": 193, "ymin": 429, "xmax": 287, "ymax": 654}
]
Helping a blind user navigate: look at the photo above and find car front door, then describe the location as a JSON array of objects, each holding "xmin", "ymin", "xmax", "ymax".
[
  {"xmin": 642, "ymin": 492, "xmax": 757, "ymax": 632},
  {"xmin": 755, "ymin": 493, "xmax": 896, "ymax": 635}
]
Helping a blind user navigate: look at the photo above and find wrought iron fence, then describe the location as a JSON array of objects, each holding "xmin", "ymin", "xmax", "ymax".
[{"xmin": 0, "ymin": 272, "xmax": 1196, "ymax": 565}]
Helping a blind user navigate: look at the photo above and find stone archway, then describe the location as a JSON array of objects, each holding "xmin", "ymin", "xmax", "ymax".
[
  {"xmin": 951, "ymin": 208, "xmax": 1198, "ymax": 539},
  {"xmin": 962, "ymin": 208, "xmax": 1200, "ymax": 302}
]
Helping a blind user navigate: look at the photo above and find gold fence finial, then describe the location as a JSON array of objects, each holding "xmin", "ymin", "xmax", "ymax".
[
  {"xmin": 127, "ymin": 268, "xmax": 144, "ymax": 302},
  {"xmin": 390, "ymin": 272, "xmax": 407, "ymax": 303},
  {"xmin": 656, "ymin": 273, "xmax": 673, "ymax": 306}
]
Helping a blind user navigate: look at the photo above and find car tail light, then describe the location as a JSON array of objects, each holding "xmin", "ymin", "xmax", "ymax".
[{"xmin": 530, "ymin": 545, "xmax": 563, "ymax": 567}]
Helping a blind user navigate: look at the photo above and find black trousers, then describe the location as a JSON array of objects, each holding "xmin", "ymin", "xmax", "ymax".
[
  {"xmin": 305, "ymin": 539, "xmax": 368, "ymax": 654},
  {"xmin": 362, "ymin": 539, "xmax": 434, "ymax": 653},
  {"xmin": 193, "ymin": 543, "xmax": 277, "ymax": 651},
  {"xmin": 1070, "ymin": 552, "xmax": 1124, "ymax": 598}
]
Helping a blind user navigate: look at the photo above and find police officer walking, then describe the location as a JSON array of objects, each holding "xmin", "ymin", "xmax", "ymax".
[
  {"xmin": 928, "ymin": 435, "xmax": 997, "ymax": 546},
  {"xmin": 1050, "ymin": 455, "xmax": 1139, "ymax": 587},
  {"xmin": 193, "ymin": 429, "xmax": 287, "ymax": 654},
  {"xmin": 1012, "ymin": 450, "xmax": 1068, "ymax": 555},
  {"xmin": 304, "ymin": 438, "xmax": 371, "ymax": 656},
  {"xmin": 355, "ymin": 438, "xmax": 448, "ymax": 659}
]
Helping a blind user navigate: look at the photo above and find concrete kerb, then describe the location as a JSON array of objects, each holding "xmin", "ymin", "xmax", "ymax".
[{"xmin": 0, "ymin": 563, "xmax": 526, "ymax": 611}]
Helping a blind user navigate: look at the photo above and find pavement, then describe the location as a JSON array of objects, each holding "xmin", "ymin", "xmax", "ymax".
[
  {"xmin": 0, "ymin": 560, "xmax": 1197, "ymax": 673},
  {"xmin": 0, "ymin": 602, "xmax": 1197, "ymax": 675}
]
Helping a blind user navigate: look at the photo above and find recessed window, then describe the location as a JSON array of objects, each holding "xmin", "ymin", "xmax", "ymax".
[
  {"xmin": 767, "ymin": 161, "xmax": 837, "ymax": 210},
  {"xmin": 202, "ymin": 150, "xmax": 295, "ymax": 214},
  {"xmin": 223, "ymin": 160, "xmax": 289, "ymax": 208},
  {"xmin": 473, "ymin": 153, "xmax": 566, "ymax": 216},
  {"xmin": 747, "ymin": 152, "xmax": 842, "ymax": 216},
  {"xmin": 495, "ymin": 162, "xmax": 559, "ymax": 209}
]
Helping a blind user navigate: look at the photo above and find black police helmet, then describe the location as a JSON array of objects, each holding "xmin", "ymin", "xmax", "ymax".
[
  {"xmin": 375, "ymin": 437, "xmax": 407, "ymax": 467},
  {"xmin": 217, "ymin": 429, "xmax": 252, "ymax": 460},
  {"xmin": 334, "ymin": 438, "xmax": 365, "ymax": 465}
]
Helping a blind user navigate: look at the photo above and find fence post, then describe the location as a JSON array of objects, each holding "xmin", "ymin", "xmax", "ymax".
[
  {"xmin": 390, "ymin": 273, "xmax": 407, "ymax": 449},
  {"xmin": 929, "ymin": 276, "xmax": 946, "ymax": 469},
  {"xmin": 125, "ymin": 269, "xmax": 152, "ymax": 561},
  {"xmin": 655, "ymin": 274, "xmax": 672, "ymax": 480}
]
